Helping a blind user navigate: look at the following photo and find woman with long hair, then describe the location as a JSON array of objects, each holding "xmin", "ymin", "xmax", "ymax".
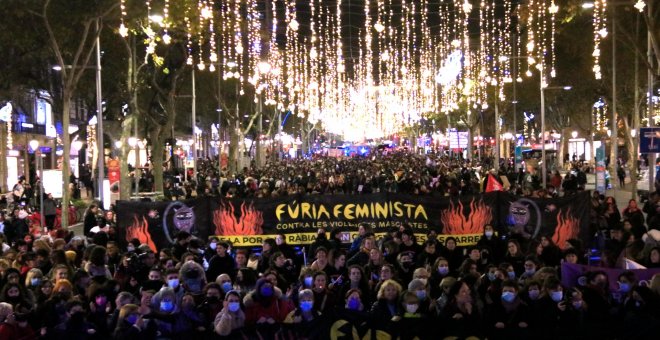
[
  {"xmin": 504, "ymin": 240, "xmax": 526, "ymax": 276},
  {"xmin": 369, "ymin": 279, "xmax": 403, "ymax": 333},
  {"xmin": 440, "ymin": 280, "xmax": 483, "ymax": 339}
]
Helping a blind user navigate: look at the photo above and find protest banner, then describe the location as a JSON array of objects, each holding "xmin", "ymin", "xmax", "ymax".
[{"xmin": 116, "ymin": 191, "xmax": 591, "ymax": 249}]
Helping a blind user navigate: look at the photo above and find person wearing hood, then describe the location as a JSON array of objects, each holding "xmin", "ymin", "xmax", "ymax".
[
  {"xmin": 180, "ymin": 260, "xmax": 207, "ymax": 295},
  {"xmin": 243, "ymin": 278, "xmax": 293, "ymax": 337},
  {"xmin": 406, "ymin": 278, "xmax": 432, "ymax": 315},
  {"xmin": 149, "ymin": 287, "xmax": 181, "ymax": 338}
]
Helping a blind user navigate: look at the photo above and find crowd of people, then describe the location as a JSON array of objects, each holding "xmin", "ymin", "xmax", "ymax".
[
  {"xmin": 0, "ymin": 152, "xmax": 658, "ymax": 339},
  {"xmin": 159, "ymin": 151, "xmax": 595, "ymax": 200}
]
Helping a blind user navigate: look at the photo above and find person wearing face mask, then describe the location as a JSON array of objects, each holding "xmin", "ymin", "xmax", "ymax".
[
  {"xmin": 113, "ymin": 304, "xmax": 156, "ymax": 339},
  {"xmin": 204, "ymin": 237, "xmax": 219, "ymax": 263},
  {"xmin": 533, "ymin": 277, "xmax": 571, "ymax": 339},
  {"xmin": 398, "ymin": 290, "xmax": 431, "ymax": 339},
  {"xmin": 180, "ymin": 260, "xmax": 208, "ymax": 295},
  {"xmin": 198, "ymin": 283, "xmax": 224, "ymax": 324},
  {"xmin": 581, "ymin": 270, "xmax": 613, "ymax": 337},
  {"xmin": 522, "ymin": 281, "xmax": 543, "ymax": 317},
  {"xmin": 406, "ymin": 279, "xmax": 431, "ymax": 315},
  {"xmin": 87, "ymin": 288, "xmax": 112, "ymax": 337},
  {"xmin": 214, "ymin": 290, "xmax": 246, "ymax": 337},
  {"xmin": 518, "ymin": 256, "xmax": 540, "ymax": 286},
  {"xmin": 149, "ymin": 288, "xmax": 181, "ymax": 338},
  {"xmin": 243, "ymin": 278, "xmax": 293, "ymax": 338},
  {"xmin": 486, "ymin": 280, "xmax": 530, "ymax": 340},
  {"xmin": 337, "ymin": 265, "xmax": 372, "ymax": 308},
  {"xmin": 282, "ymin": 289, "xmax": 325, "ymax": 339},
  {"xmin": 53, "ymin": 300, "xmax": 97, "ymax": 338},
  {"xmin": 619, "ymin": 286, "xmax": 660, "ymax": 339},
  {"xmin": 477, "ymin": 224, "xmax": 504, "ymax": 264}
]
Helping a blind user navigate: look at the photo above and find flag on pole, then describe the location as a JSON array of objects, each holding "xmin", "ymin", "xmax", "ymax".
[{"xmin": 485, "ymin": 174, "xmax": 503, "ymax": 192}]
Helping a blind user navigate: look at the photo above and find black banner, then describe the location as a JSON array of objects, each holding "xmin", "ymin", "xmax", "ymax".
[{"xmin": 115, "ymin": 191, "xmax": 591, "ymax": 250}]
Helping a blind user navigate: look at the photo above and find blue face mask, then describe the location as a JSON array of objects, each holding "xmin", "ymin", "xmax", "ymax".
[
  {"xmin": 228, "ymin": 302, "xmax": 241, "ymax": 312},
  {"xmin": 222, "ymin": 282, "xmax": 233, "ymax": 293},
  {"xmin": 209, "ymin": 242, "xmax": 217, "ymax": 250},
  {"xmin": 31, "ymin": 278, "xmax": 41, "ymax": 286},
  {"xmin": 299, "ymin": 300, "xmax": 314, "ymax": 312},
  {"xmin": 487, "ymin": 273, "xmax": 497, "ymax": 282},
  {"xmin": 525, "ymin": 268, "xmax": 536, "ymax": 276},
  {"xmin": 168, "ymin": 279, "xmax": 180, "ymax": 289},
  {"xmin": 160, "ymin": 300, "xmax": 174, "ymax": 312},
  {"xmin": 126, "ymin": 314, "xmax": 139, "ymax": 325},
  {"xmin": 528, "ymin": 289, "xmax": 540, "ymax": 300},
  {"xmin": 261, "ymin": 286, "xmax": 274, "ymax": 297},
  {"xmin": 416, "ymin": 290, "xmax": 427, "ymax": 301},
  {"xmin": 551, "ymin": 291, "xmax": 563, "ymax": 302},
  {"xmin": 304, "ymin": 276, "xmax": 313, "ymax": 288},
  {"xmin": 619, "ymin": 282, "xmax": 631, "ymax": 293},
  {"xmin": 501, "ymin": 291, "xmax": 516, "ymax": 303},
  {"xmin": 438, "ymin": 266, "xmax": 449, "ymax": 275},
  {"xmin": 347, "ymin": 298, "xmax": 361, "ymax": 310},
  {"xmin": 507, "ymin": 271, "xmax": 516, "ymax": 280}
]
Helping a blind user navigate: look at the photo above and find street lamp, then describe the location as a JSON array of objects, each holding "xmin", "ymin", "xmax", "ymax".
[{"xmin": 29, "ymin": 139, "xmax": 44, "ymax": 231}]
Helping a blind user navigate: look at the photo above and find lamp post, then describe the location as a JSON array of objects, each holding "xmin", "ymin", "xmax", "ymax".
[
  {"xmin": 29, "ymin": 139, "xmax": 44, "ymax": 231},
  {"xmin": 95, "ymin": 20, "xmax": 104, "ymax": 203},
  {"xmin": 191, "ymin": 68, "xmax": 197, "ymax": 182}
]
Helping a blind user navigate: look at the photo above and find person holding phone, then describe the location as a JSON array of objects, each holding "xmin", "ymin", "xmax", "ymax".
[{"xmin": 533, "ymin": 277, "xmax": 570, "ymax": 339}]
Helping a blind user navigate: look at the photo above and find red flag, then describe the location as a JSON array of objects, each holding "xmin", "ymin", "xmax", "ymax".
[{"xmin": 485, "ymin": 174, "xmax": 503, "ymax": 192}]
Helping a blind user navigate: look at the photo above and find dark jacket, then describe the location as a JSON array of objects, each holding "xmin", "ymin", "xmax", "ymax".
[{"xmin": 206, "ymin": 254, "xmax": 237, "ymax": 282}]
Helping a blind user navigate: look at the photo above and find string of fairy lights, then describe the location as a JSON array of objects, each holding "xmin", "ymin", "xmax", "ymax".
[
  {"xmin": 118, "ymin": 0, "xmax": 565, "ymax": 141},
  {"xmin": 591, "ymin": 0, "xmax": 607, "ymax": 80}
]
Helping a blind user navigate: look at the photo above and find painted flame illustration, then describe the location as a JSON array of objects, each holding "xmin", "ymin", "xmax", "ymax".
[
  {"xmin": 126, "ymin": 215, "xmax": 156, "ymax": 252},
  {"xmin": 552, "ymin": 207, "xmax": 579, "ymax": 249},
  {"xmin": 440, "ymin": 198, "xmax": 493, "ymax": 234},
  {"xmin": 213, "ymin": 201, "xmax": 264, "ymax": 235}
]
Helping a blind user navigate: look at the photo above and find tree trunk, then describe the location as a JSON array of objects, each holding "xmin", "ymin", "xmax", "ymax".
[
  {"xmin": 228, "ymin": 121, "xmax": 239, "ymax": 174},
  {"xmin": 466, "ymin": 125, "xmax": 473, "ymax": 161},
  {"xmin": 558, "ymin": 127, "xmax": 567, "ymax": 170},
  {"xmin": 623, "ymin": 118, "xmax": 637, "ymax": 197},
  {"xmin": 151, "ymin": 125, "xmax": 164, "ymax": 194},
  {"xmin": 119, "ymin": 115, "xmax": 134, "ymax": 200},
  {"xmin": 0, "ymin": 121, "xmax": 6, "ymax": 192},
  {"xmin": 61, "ymin": 91, "xmax": 72, "ymax": 228}
]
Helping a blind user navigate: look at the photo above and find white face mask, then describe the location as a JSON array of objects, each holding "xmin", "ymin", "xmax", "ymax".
[{"xmin": 405, "ymin": 304, "xmax": 419, "ymax": 314}]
